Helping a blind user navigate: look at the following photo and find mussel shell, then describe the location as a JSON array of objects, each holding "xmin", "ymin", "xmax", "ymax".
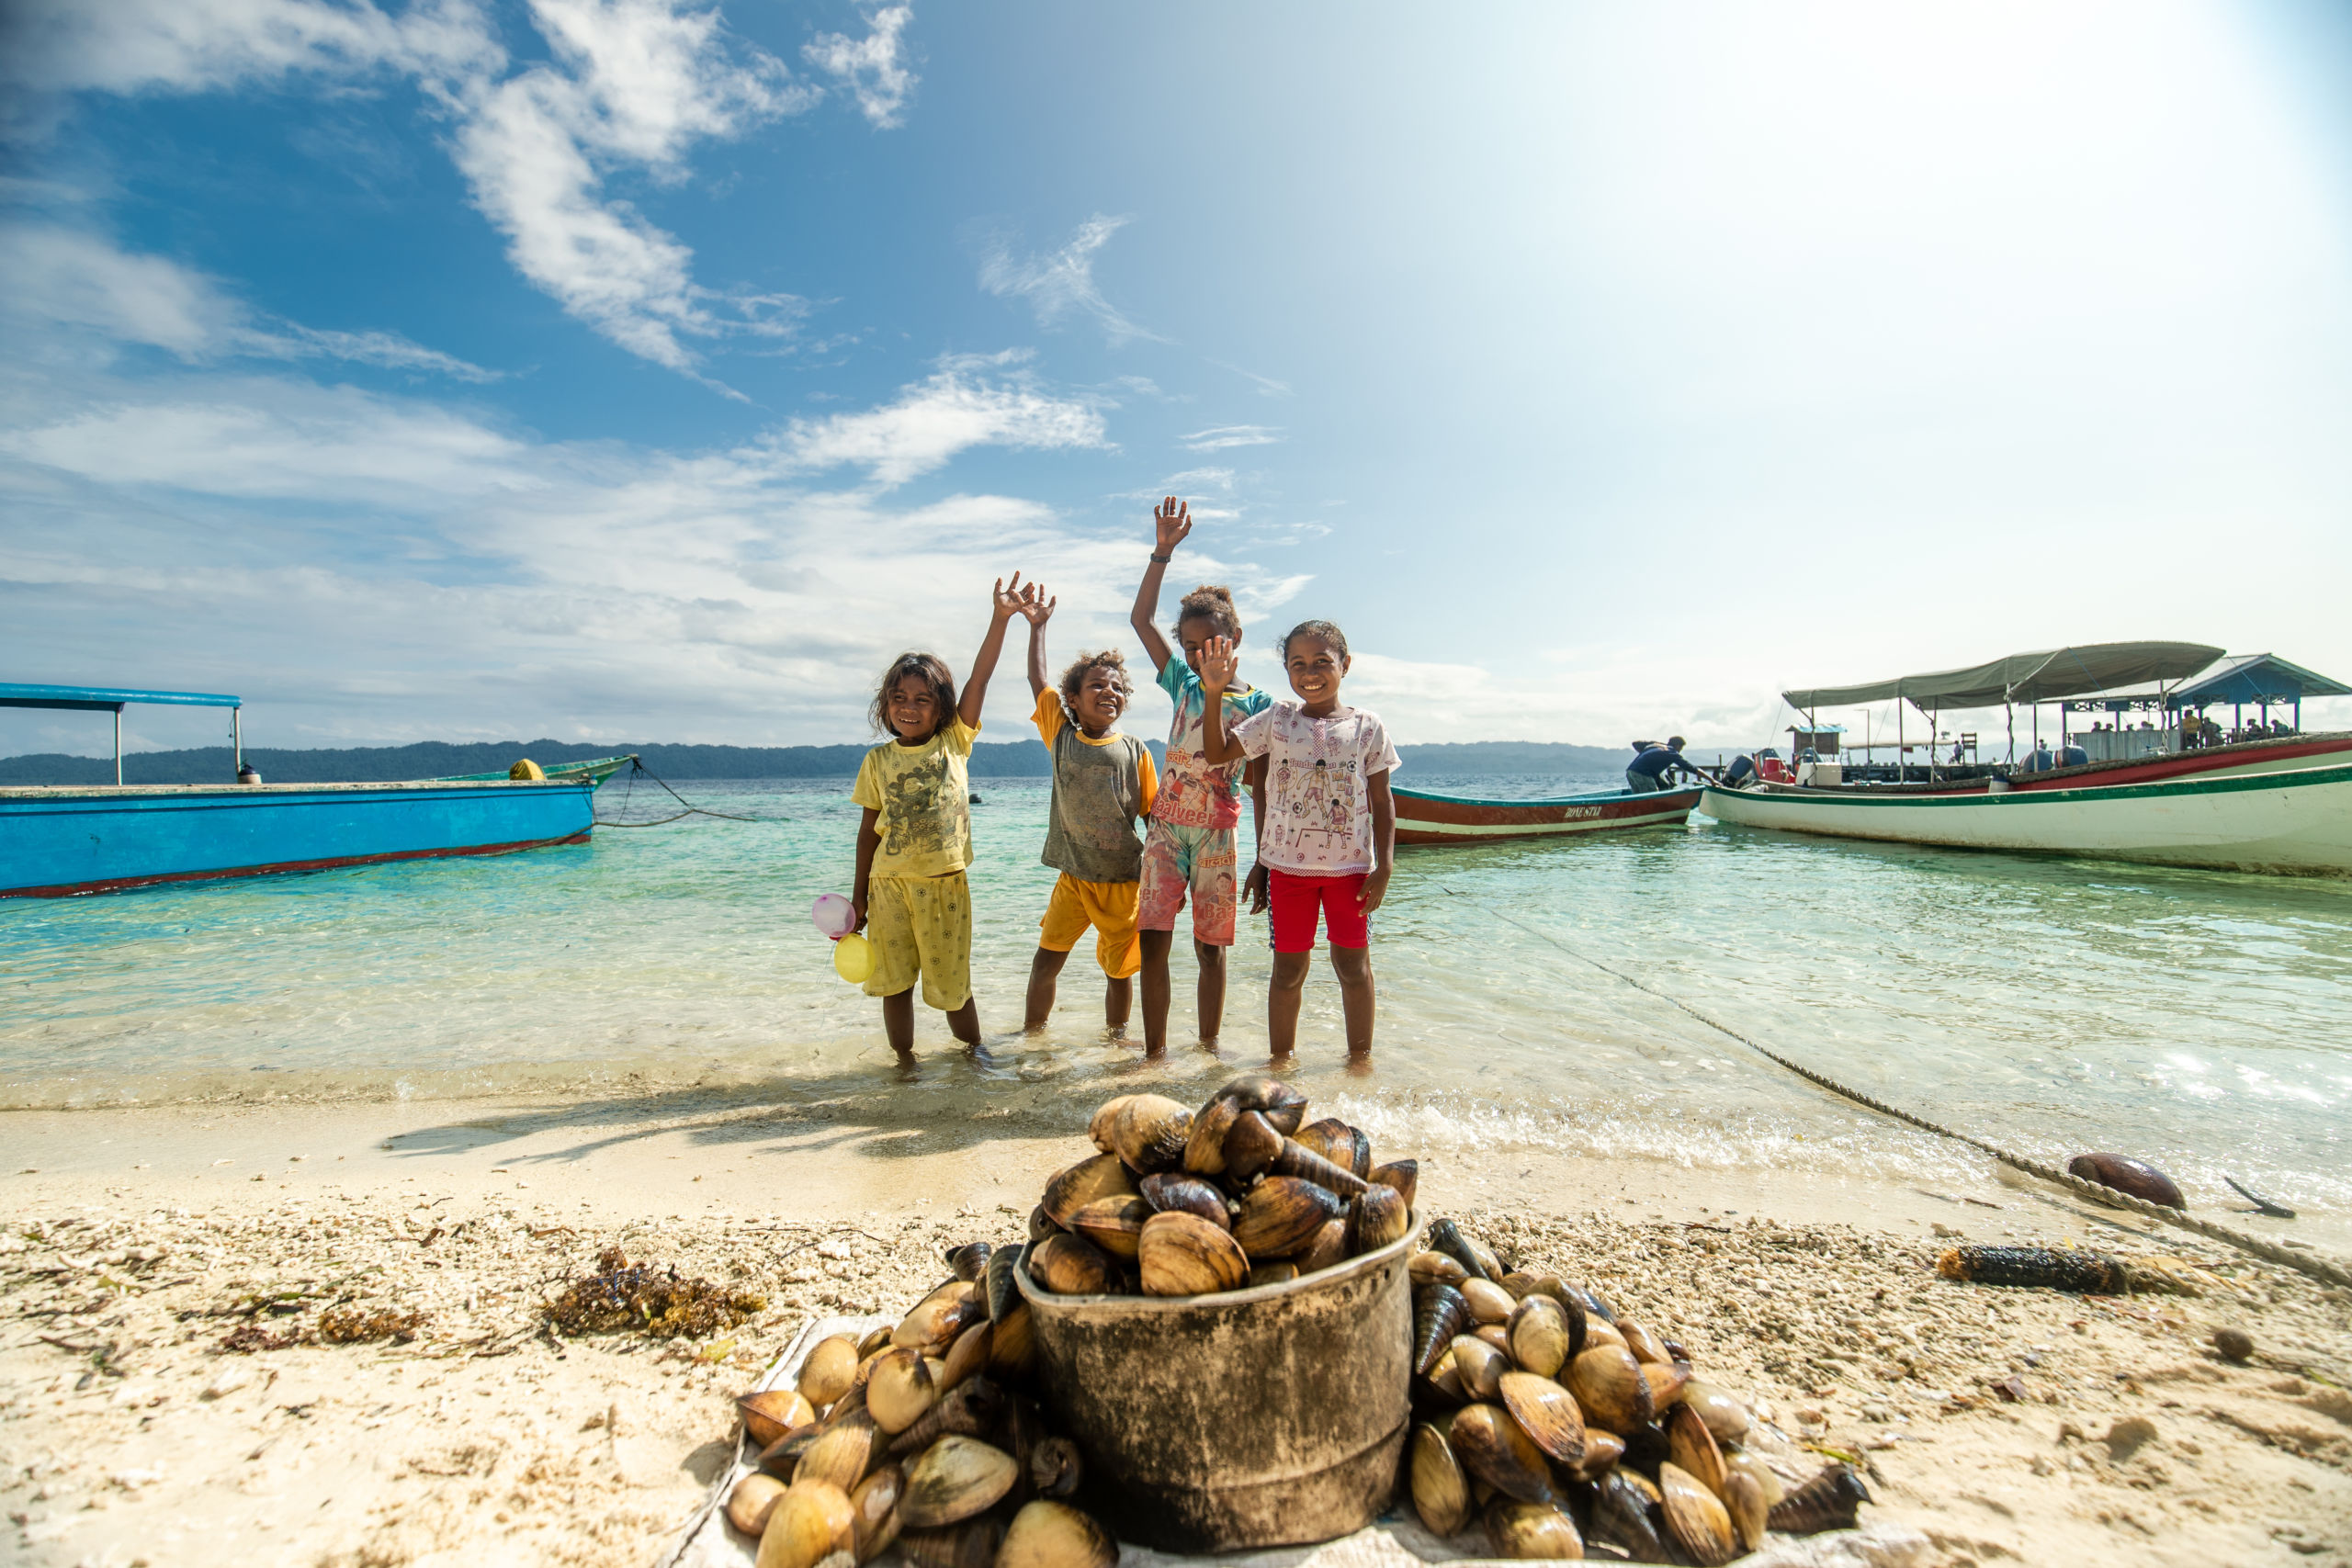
[
  {"xmin": 1449, "ymin": 1402, "xmax": 1555, "ymax": 1505},
  {"xmin": 849, "ymin": 1464, "xmax": 905, "ymax": 1562},
  {"xmin": 1507, "ymin": 1295, "xmax": 1575, "ymax": 1379},
  {"xmin": 1113, "ymin": 1094, "xmax": 1193, "ymax": 1174},
  {"xmin": 1481, "ymin": 1497, "xmax": 1584, "ymax": 1560},
  {"xmin": 1295, "ymin": 1216, "xmax": 1351, "ymax": 1275},
  {"xmin": 1767, "ymin": 1464, "xmax": 1871, "ymax": 1536},
  {"xmin": 1182, "ymin": 1095, "xmax": 1241, "ymax": 1176},
  {"xmin": 1247, "ymin": 1260, "xmax": 1300, "ymax": 1289},
  {"xmin": 1230, "ymin": 1175, "xmax": 1344, "ymax": 1259},
  {"xmin": 729, "ymin": 1472, "xmax": 787, "ymax": 1535},
  {"xmin": 1067, "ymin": 1195, "xmax": 1152, "ymax": 1261},
  {"xmin": 865, "ymin": 1348, "xmax": 937, "ymax": 1436},
  {"xmin": 944, "ymin": 1241, "xmax": 991, "ymax": 1282},
  {"xmin": 1589, "ymin": 1470, "xmax": 1666, "ymax": 1562},
  {"xmin": 986, "ymin": 1299, "xmax": 1035, "ymax": 1380},
  {"xmin": 1680, "ymin": 1380, "xmax": 1749, "ymax": 1445},
  {"xmin": 1215, "ymin": 1073, "xmax": 1308, "ymax": 1134},
  {"xmin": 1370, "ymin": 1158, "xmax": 1419, "ymax": 1211},
  {"xmin": 797, "ymin": 1335, "xmax": 861, "ymax": 1408},
  {"xmin": 1346, "ymin": 1184, "xmax": 1410, "ymax": 1255},
  {"xmin": 1462, "ymin": 1278, "xmax": 1516, "ymax": 1325},
  {"xmin": 1409, "ymin": 1421, "xmax": 1473, "ymax": 1537},
  {"xmin": 1427, "ymin": 1218, "xmax": 1496, "ymax": 1282},
  {"xmin": 1221, "ymin": 1110, "xmax": 1284, "ymax": 1183},
  {"xmin": 1498, "ymin": 1371, "xmax": 1588, "ymax": 1467},
  {"xmin": 1026, "ymin": 1435, "xmax": 1083, "ymax": 1500},
  {"xmin": 1042, "ymin": 1154, "xmax": 1139, "ymax": 1229},
  {"xmin": 1451, "ymin": 1334, "xmax": 1509, "ymax": 1402},
  {"xmin": 985, "ymin": 1243, "xmax": 1026, "ymax": 1324},
  {"xmin": 898, "ymin": 1435, "xmax": 1019, "ymax": 1529},
  {"xmin": 1658, "ymin": 1461, "xmax": 1736, "ymax": 1568},
  {"xmin": 741, "ymin": 1389, "xmax": 818, "ymax": 1450},
  {"xmin": 1296, "ymin": 1117, "xmax": 1354, "ymax": 1167},
  {"xmin": 755, "ymin": 1480, "xmax": 857, "ymax": 1568},
  {"xmin": 1567, "ymin": 1345, "xmax": 1654, "ymax": 1436},
  {"xmin": 1409, "ymin": 1250, "xmax": 1469, "ymax": 1288},
  {"xmin": 997, "ymin": 1499, "xmax": 1117, "ymax": 1568},
  {"xmin": 1272, "ymin": 1136, "xmax": 1371, "ymax": 1197},
  {"xmin": 2067, "ymin": 1151, "xmax": 2186, "ymax": 1210},
  {"xmin": 1136, "ymin": 1210, "xmax": 1250, "ymax": 1296},
  {"xmin": 1723, "ymin": 1468, "xmax": 1767, "ymax": 1553},
  {"xmin": 896, "ymin": 1519, "xmax": 1006, "ymax": 1568},
  {"xmin": 1413, "ymin": 1281, "xmax": 1470, "ymax": 1376},
  {"xmin": 1088, "ymin": 1095, "xmax": 1136, "ymax": 1155},
  {"xmin": 1664, "ymin": 1402, "xmax": 1725, "ymax": 1498},
  {"xmin": 1029, "ymin": 1234, "xmax": 1117, "ymax": 1295},
  {"xmin": 1137, "ymin": 1172, "xmax": 1230, "ymax": 1229}
]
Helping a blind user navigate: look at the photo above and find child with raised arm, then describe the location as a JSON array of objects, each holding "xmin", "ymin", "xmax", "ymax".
[
  {"xmin": 850, "ymin": 575, "xmax": 1032, "ymax": 1060},
  {"xmin": 1197, "ymin": 620, "xmax": 1397, "ymax": 1066},
  {"xmin": 1129, "ymin": 498, "xmax": 1272, "ymax": 1055},
  {"xmin": 1017, "ymin": 587, "xmax": 1159, "ymax": 1034}
]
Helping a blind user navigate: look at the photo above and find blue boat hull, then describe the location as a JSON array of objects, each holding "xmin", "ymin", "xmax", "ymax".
[{"xmin": 0, "ymin": 782, "xmax": 597, "ymax": 898}]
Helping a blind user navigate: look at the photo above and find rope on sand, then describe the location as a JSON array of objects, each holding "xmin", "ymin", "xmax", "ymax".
[{"xmin": 1445, "ymin": 889, "xmax": 2352, "ymax": 1292}]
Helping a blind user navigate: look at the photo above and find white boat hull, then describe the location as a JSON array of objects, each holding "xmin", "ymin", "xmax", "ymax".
[{"xmin": 1700, "ymin": 761, "xmax": 2352, "ymax": 875}]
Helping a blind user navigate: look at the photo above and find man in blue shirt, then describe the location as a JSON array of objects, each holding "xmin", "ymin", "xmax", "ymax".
[{"xmin": 1626, "ymin": 736, "xmax": 1705, "ymax": 793}]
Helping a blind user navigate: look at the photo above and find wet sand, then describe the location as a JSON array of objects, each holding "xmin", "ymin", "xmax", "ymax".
[{"xmin": 2, "ymin": 1089, "xmax": 2347, "ymax": 1567}]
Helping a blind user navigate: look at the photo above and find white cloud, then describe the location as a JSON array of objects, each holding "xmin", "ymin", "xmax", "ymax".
[
  {"xmin": 1181, "ymin": 424, "xmax": 1283, "ymax": 451},
  {"xmin": 0, "ymin": 0, "xmax": 498, "ymax": 98},
  {"xmin": 771, "ymin": 353, "xmax": 1109, "ymax": 488},
  {"xmin": 804, "ymin": 4, "xmax": 915, "ymax": 129},
  {"xmin": 976, "ymin": 214, "xmax": 1161, "ymax": 344}
]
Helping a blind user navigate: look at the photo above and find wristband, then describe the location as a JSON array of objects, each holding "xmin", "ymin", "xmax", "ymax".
[{"xmin": 1149, "ymin": 552, "xmax": 1172, "ymax": 563}]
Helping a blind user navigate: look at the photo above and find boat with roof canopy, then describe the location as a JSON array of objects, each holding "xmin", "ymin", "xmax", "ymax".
[
  {"xmin": 1702, "ymin": 642, "xmax": 2352, "ymax": 875},
  {"xmin": 0, "ymin": 682, "xmax": 631, "ymax": 897}
]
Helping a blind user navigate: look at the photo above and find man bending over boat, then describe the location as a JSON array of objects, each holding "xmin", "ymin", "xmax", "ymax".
[{"xmin": 1626, "ymin": 737, "xmax": 1705, "ymax": 793}]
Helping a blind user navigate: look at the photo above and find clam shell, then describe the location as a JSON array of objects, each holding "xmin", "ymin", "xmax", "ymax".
[
  {"xmin": 798, "ymin": 1336, "xmax": 860, "ymax": 1408},
  {"xmin": 1566, "ymin": 1345, "xmax": 1654, "ymax": 1436},
  {"xmin": 1215, "ymin": 1073, "xmax": 1307, "ymax": 1134},
  {"xmin": 1641, "ymin": 1359, "xmax": 1690, "ymax": 1411},
  {"xmin": 755, "ymin": 1480, "xmax": 856, "ymax": 1568},
  {"xmin": 1027, "ymin": 1205, "xmax": 1062, "ymax": 1243},
  {"xmin": 1619, "ymin": 1321, "xmax": 1670, "ymax": 1367},
  {"xmin": 849, "ymin": 1464, "xmax": 904, "ymax": 1562},
  {"xmin": 1723, "ymin": 1468, "xmax": 1767, "ymax": 1553},
  {"xmin": 1481, "ymin": 1498, "xmax": 1584, "ymax": 1560},
  {"xmin": 1475, "ymin": 1324, "xmax": 1511, "ymax": 1352},
  {"xmin": 1370, "ymin": 1158, "xmax": 1419, "ymax": 1211},
  {"xmin": 1137, "ymin": 1172, "xmax": 1230, "ymax": 1229},
  {"xmin": 899, "ymin": 1435, "xmax": 1019, "ymax": 1529},
  {"xmin": 1589, "ymin": 1470, "xmax": 1665, "ymax": 1562},
  {"xmin": 895, "ymin": 1289, "xmax": 977, "ymax": 1356},
  {"xmin": 1451, "ymin": 1334, "xmax": 1509, "ymax": 1402},
  {"xmin": 1409, "ymin": 1421, "xmax": 1473, "ymax": 1537},
  {"xmin": 1570, "ymin": 1429, "xmax": 1624, "ymax": 1481},
  {"xmin": 1027, "ymin": 1435, "xmax": 1083, "ymax": 1500},
  {"xmin": 1409, "ymin": 1250, "xmax": 1469, "ymax": 1287},
  {"xmin": 796, "ymin": 1410, "xmax": 877, "ymax": 1492},
  {"xmin": 897, "ymin": 1519, "xmax": 1004, "ymax": 1568},
  {"xmin": 1462, "ymin": 1278, "xmax": 1516, "ymax": 1325},
  {"xmin": 1658, "ymin": 1461, "xmax": 1736, "ymax": 1567},
  {"xmin": 866, "ymin": 1348, "xmax": 936, "ymax": 1436},
  {"xmin": 887, "ymin": 1375, "xmax": 1003, "ymax": 1456},
  {"xmin": 1182, "ymin": 1095, "xmax": 1240, "ymax": 1176},
  {"xmin": 1246, "ymin": 1261, "xmax": 1299, "ymax": 1289},
  {"xmin": 1295, "ymin": 1217, "xmax": 1351, "ymax": 1274},
  {"xmin": 1579, "ymin": 1319, "xmax": 1625, "ymax": 1353},
  {"xmin": 2067, "ymin": 1151, "xmax": 2186, "ymax": 1210},
  {"xmin": 1113, "ymin": 1094, "xmax": 1193, "ymax": 1174},
  {"xmin": 1029, "ymin": 1234, "xmax": 1117, "ymax": 1295},
  {"xmin": 1414, "ymin": 1282, "xmax": 1470, "ymax": 1376},
  {"xmin": 1498, "ymin": 1371, "xmax": 1588, "ymax": 1467},
  {"xmin": 1296, "ymin": 1117, "xmax": 1355, "ymax": 1167},
  {"xmin": 1231, "ymin": 1176, "xmax": 1343, "ymax": 1260},
  {"xmin": 857, "ymin": 1324, "xmax": 896, "ymax": 1359},
  {"xmin": 741, "ymin": 1389, "xmax": 818, "ymax": 1449},
  {"xmin": 938, "ymin": 1320, "xmax": 990, "ymax": 1393},
  {"xmin": 1448, "ymin": 1402, "xmax": 1555, "ymax": 1505},
  {"xmin": 758, "ymin": 1425, "xmax": 820, "ymax": 1481},
  {"xmin": 1724, "ymin": 1448, "xmax": 1783, "ymax": 1508},
  {"xmin": 1089, "ymin": 1095, "xmax": 1136, "ymax": 1155},
  {"xmin": 1507, "ymin": 1295, "xmax": 1574, "ymax": 1378},
  {"xmin": 987, "ymin": 1299, "xmax": 1035, "ymax": 1380},
  {"xmin": 1042, "ymin": 1154, "xmax": 1138, "ymax": 1228},
  {"xmin": 729, "ymin": 1472, "xmax": 786, "ymax": 1536},
  {"xmin": 1681, "ymin": 1381, "xmax": 1749, "ymax": 1445},
  {"xmin": 1664, "ymin": 1402, "xmax": 1725, "ymax": 1498},
  {"xmin": 1347, "ymin": 1185, "xmax": 1410, "ymax": 1255},
  {"xmin": 1137, "ymin": 1210, "xmax": 1250, "ymax": 1296},
  {"xmin": 944, "ymin": 1242, "xmax": 991, "ymax": 1282},
  {"xmin": 1221, "ymin": 1110, "xmax": 1284, "ymax": 1183},
  {"xmin": 1068, "ymin": 1196, "xmax": 1152, "ymax": 1261},
  {"xmin": 997, "ymin": 1500, "xmax": 1118, "ymax": 1568}
]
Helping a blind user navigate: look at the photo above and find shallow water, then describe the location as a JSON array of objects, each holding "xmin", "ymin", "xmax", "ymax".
[{"xmin": 4, "ymin": 773, "xmax": 2346, "ymax": 1219}]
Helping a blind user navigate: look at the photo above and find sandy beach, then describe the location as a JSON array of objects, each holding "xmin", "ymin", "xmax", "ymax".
[{"xmin": 2, "ymin": 1085, "xmax": 2346, "ymax": 1567}]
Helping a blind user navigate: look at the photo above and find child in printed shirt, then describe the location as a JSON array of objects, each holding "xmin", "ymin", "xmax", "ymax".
[
  {"xmin": 1017, "ymin": 587, "xmax": 1159, "ymax": 1033},
  {"xmin": 850, "ymin": 575, "xmax": 1032, "ymax": 1058},
  {"xmin": 1127, "ymin": 498, "xmax": 1272, "ymax": 1054},
  {"xmin": 1199, "ymin": 618, "xmax": 1398, "ymax": 1064}
]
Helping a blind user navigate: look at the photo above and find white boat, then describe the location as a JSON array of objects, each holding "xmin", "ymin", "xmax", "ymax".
[{"xmin": 1702, "ymin": 761, "xmax": 2352, "ymax": 875}]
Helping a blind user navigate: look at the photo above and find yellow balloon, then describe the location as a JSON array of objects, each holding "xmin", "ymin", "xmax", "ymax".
[{"xmin": 832, "ymin": 932, "xmax": 875, "ymax": 984}]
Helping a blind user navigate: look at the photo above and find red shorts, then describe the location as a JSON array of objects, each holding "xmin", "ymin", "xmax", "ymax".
[{"xmin": 1268, "ymin": 868, "xmax": 1370, "ymax": 953}]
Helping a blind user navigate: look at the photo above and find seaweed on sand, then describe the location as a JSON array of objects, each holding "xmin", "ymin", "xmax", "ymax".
[
  {"xmin": 318, "ymin": 1306, "xmax": 428, "ymax": 1344},
  {"xmin": 545, "ymin": 1246, "xmax": 765, "ymax": 1338}
]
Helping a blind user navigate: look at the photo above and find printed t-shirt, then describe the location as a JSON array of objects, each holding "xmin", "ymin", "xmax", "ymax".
[
  {"xmin": 1032, "ymin": 691, "xmax": 1158, "ymax": 883},
  {"xmin": 852, "ymin": 716, "xmax": 981, "ymax": 878},
  {"xmin": 1228, "ymin": 701, "xmax": 1401, "ymax": 875},
  {"xmin": 1151, "ymin": 660, "xmax": 1272, "ymax": 830}
]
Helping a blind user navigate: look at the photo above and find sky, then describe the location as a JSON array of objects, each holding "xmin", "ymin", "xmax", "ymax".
[{"xmin": 4, "ymin": 0, "xmax": 2351, "ymax": 758}]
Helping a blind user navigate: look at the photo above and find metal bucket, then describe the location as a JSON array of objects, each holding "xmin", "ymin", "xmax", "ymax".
[{"xmin": 1014, "ymin": 1213, "xmax": 1418, "ymax": 1553}]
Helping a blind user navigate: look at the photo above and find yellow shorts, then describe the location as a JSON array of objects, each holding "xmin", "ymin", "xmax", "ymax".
[
  {"xmin": 865, "ymin": 873, "xmax": 973, "ymax": 1010},
  {"xmin": 1038, "ymin": 874, "xmax": 1142, "ymax": 979}
]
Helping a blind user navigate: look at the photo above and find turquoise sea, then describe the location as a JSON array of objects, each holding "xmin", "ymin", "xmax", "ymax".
[{"xmin": 3, "ymin": 773, "xmax": 2346, "ymax": 1226}]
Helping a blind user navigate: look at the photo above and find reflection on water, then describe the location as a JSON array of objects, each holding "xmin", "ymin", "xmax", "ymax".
[{"xmin": 3, "ymin": 775, "xmax": 2346, "ymax": 1216}]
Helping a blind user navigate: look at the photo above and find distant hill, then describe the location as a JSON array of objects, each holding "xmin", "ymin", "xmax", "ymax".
[{"xmin": 0, "ymin": 736, "xmax": 1630, "ymax": 786}]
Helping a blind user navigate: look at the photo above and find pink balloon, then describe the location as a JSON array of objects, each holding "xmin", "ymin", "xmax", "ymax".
[{"xmin": 811, "ymin": 893, "xmax": 856, "ymax": 940}]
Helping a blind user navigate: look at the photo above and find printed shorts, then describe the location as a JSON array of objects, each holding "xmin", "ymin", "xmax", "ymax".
[
  {"xmin": 864, "ymin": 872, "xmax": 973, "ymax": 1010},
  {"xmin": 1137, "ymin": 819, "xmax": 1239, "ymax": 947},
  {"xmin": 1267, "ymin": 867, "xmax": 1370, "ymax": 953},
  {"xmin": 1037, "ymin": 873, "xmax": 1143, "ymax": 978}
]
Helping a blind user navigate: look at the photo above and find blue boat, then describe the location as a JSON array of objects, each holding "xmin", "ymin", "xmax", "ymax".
[{"xmin": 0, "ymin": 683, "xmax": 629, "ymax": 898}]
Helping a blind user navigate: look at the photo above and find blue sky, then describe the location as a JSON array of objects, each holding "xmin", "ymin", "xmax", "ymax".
[{"xmin": 5, "ymin": 0, "xmax": 2350, "ymax": 758}]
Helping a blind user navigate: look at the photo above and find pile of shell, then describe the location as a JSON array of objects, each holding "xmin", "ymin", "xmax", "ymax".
[
  {"xmin": 1408, "ymin": 1219, "xmax": 1871, "ymax": 1563},
  {"xmin": 725, "ymin": 1240, "xmax": 1114, "ymax": 1568},
  {"xmin": 1027, "ymin": 1076, "xmax": 1416, "ymax": 1296}
]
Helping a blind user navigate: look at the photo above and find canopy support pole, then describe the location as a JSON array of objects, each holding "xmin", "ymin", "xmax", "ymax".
[
  {"xmin": 232, "ymin": 706, "xmax": 243, "ymax": 777},
  {"xmin": 1897, "ymin": 702, "xmax": 1905, "ymax": 783},
  {"xmin": 2006, "ymin": 702, "xmax": 2014, "ymax": 764},
  {"xmin": 113, "ymin": 707, "xmax": 123, "ymax": 786}
]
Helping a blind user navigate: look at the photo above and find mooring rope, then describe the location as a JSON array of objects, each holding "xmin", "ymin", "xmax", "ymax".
[
  {"xmin": 1442, "ymin": 887, "xmax": 2352, "ymax": 1291},
  {"xmin": 594, "ymin": 757, "xmax": 768, "ymax": 827}
]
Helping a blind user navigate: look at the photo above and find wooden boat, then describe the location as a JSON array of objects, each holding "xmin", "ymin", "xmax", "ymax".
[
  {"xmin": 0, "ymin": 682, "xmax": 629, "ymax": 897},
  {"xmin": 1702, "ymin": 761, "xmax": 2352, "ymax": 875},
  {"xmin": 1393, "ymin": 784, "xmax": 1705, "ymax": 846}
]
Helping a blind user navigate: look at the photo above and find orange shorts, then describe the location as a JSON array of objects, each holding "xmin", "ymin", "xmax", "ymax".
[{"xmin": 1038, "ymin": 874, "xmax": 1142, "ymax": 978}]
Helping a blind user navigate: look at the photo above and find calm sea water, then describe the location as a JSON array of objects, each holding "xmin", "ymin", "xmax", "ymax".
[{"xmin": 3, "ymin": 773, "xmax": 2346, "ymax": 1221}]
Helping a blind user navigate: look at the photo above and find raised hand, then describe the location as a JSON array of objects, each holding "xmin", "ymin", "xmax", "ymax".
[
  {"xmin": 990, "ymin": 572, "xmax": 1029, "ymax": 621},
  {"xmin": 1197, "ymin": 634, "xmax": 1238, "ymax": 694},
  {"xmin": 1017, "ymin": 581, "xmax": 1057, "ymax": 626},
  {"xmin": 1153, "ymin": 497, "xmax": 1192, "ymax": 554}
]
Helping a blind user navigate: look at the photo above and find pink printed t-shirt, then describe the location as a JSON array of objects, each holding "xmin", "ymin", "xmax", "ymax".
[{"xmin": 1227, "ymin": 700, "xmax": 1401, "ymax": 875}]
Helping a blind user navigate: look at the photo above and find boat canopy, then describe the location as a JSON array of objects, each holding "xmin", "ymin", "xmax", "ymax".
[
  {"xmin": 2169, "ymin": 652, "xmax": 2348, "ymax": 707},
  {"xmin": 1781, "ymin": 641, "xmax": 2223, "ymax": 714},
  {"xmin": 0, "ymin": 682, "xmax": 241, "ymax": 712}
]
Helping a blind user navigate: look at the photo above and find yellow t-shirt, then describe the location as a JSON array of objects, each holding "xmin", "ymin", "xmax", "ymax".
[
  {"xmin": 852, "ymin": 716, "xmax": 981, "ymax": 878},
  {"xmin": 1032, "ymin": 691, "xmax": 1159, "ymax": 818}
]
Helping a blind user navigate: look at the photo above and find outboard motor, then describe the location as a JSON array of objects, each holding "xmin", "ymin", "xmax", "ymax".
[{"xmin": 1724, "ymin": 754, "xmax": 1759, "ymax": 789}]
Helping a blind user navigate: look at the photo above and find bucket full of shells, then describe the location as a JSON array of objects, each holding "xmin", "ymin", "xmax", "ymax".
[{"xmin": 1012, "ymin": 1076, "xmax": 1421, "ymax": 1552}]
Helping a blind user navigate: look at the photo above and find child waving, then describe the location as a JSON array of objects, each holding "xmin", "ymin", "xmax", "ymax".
[{"xmin": 1199, "ymin": 620, "xmax": 1398, "ymax": 1066}]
